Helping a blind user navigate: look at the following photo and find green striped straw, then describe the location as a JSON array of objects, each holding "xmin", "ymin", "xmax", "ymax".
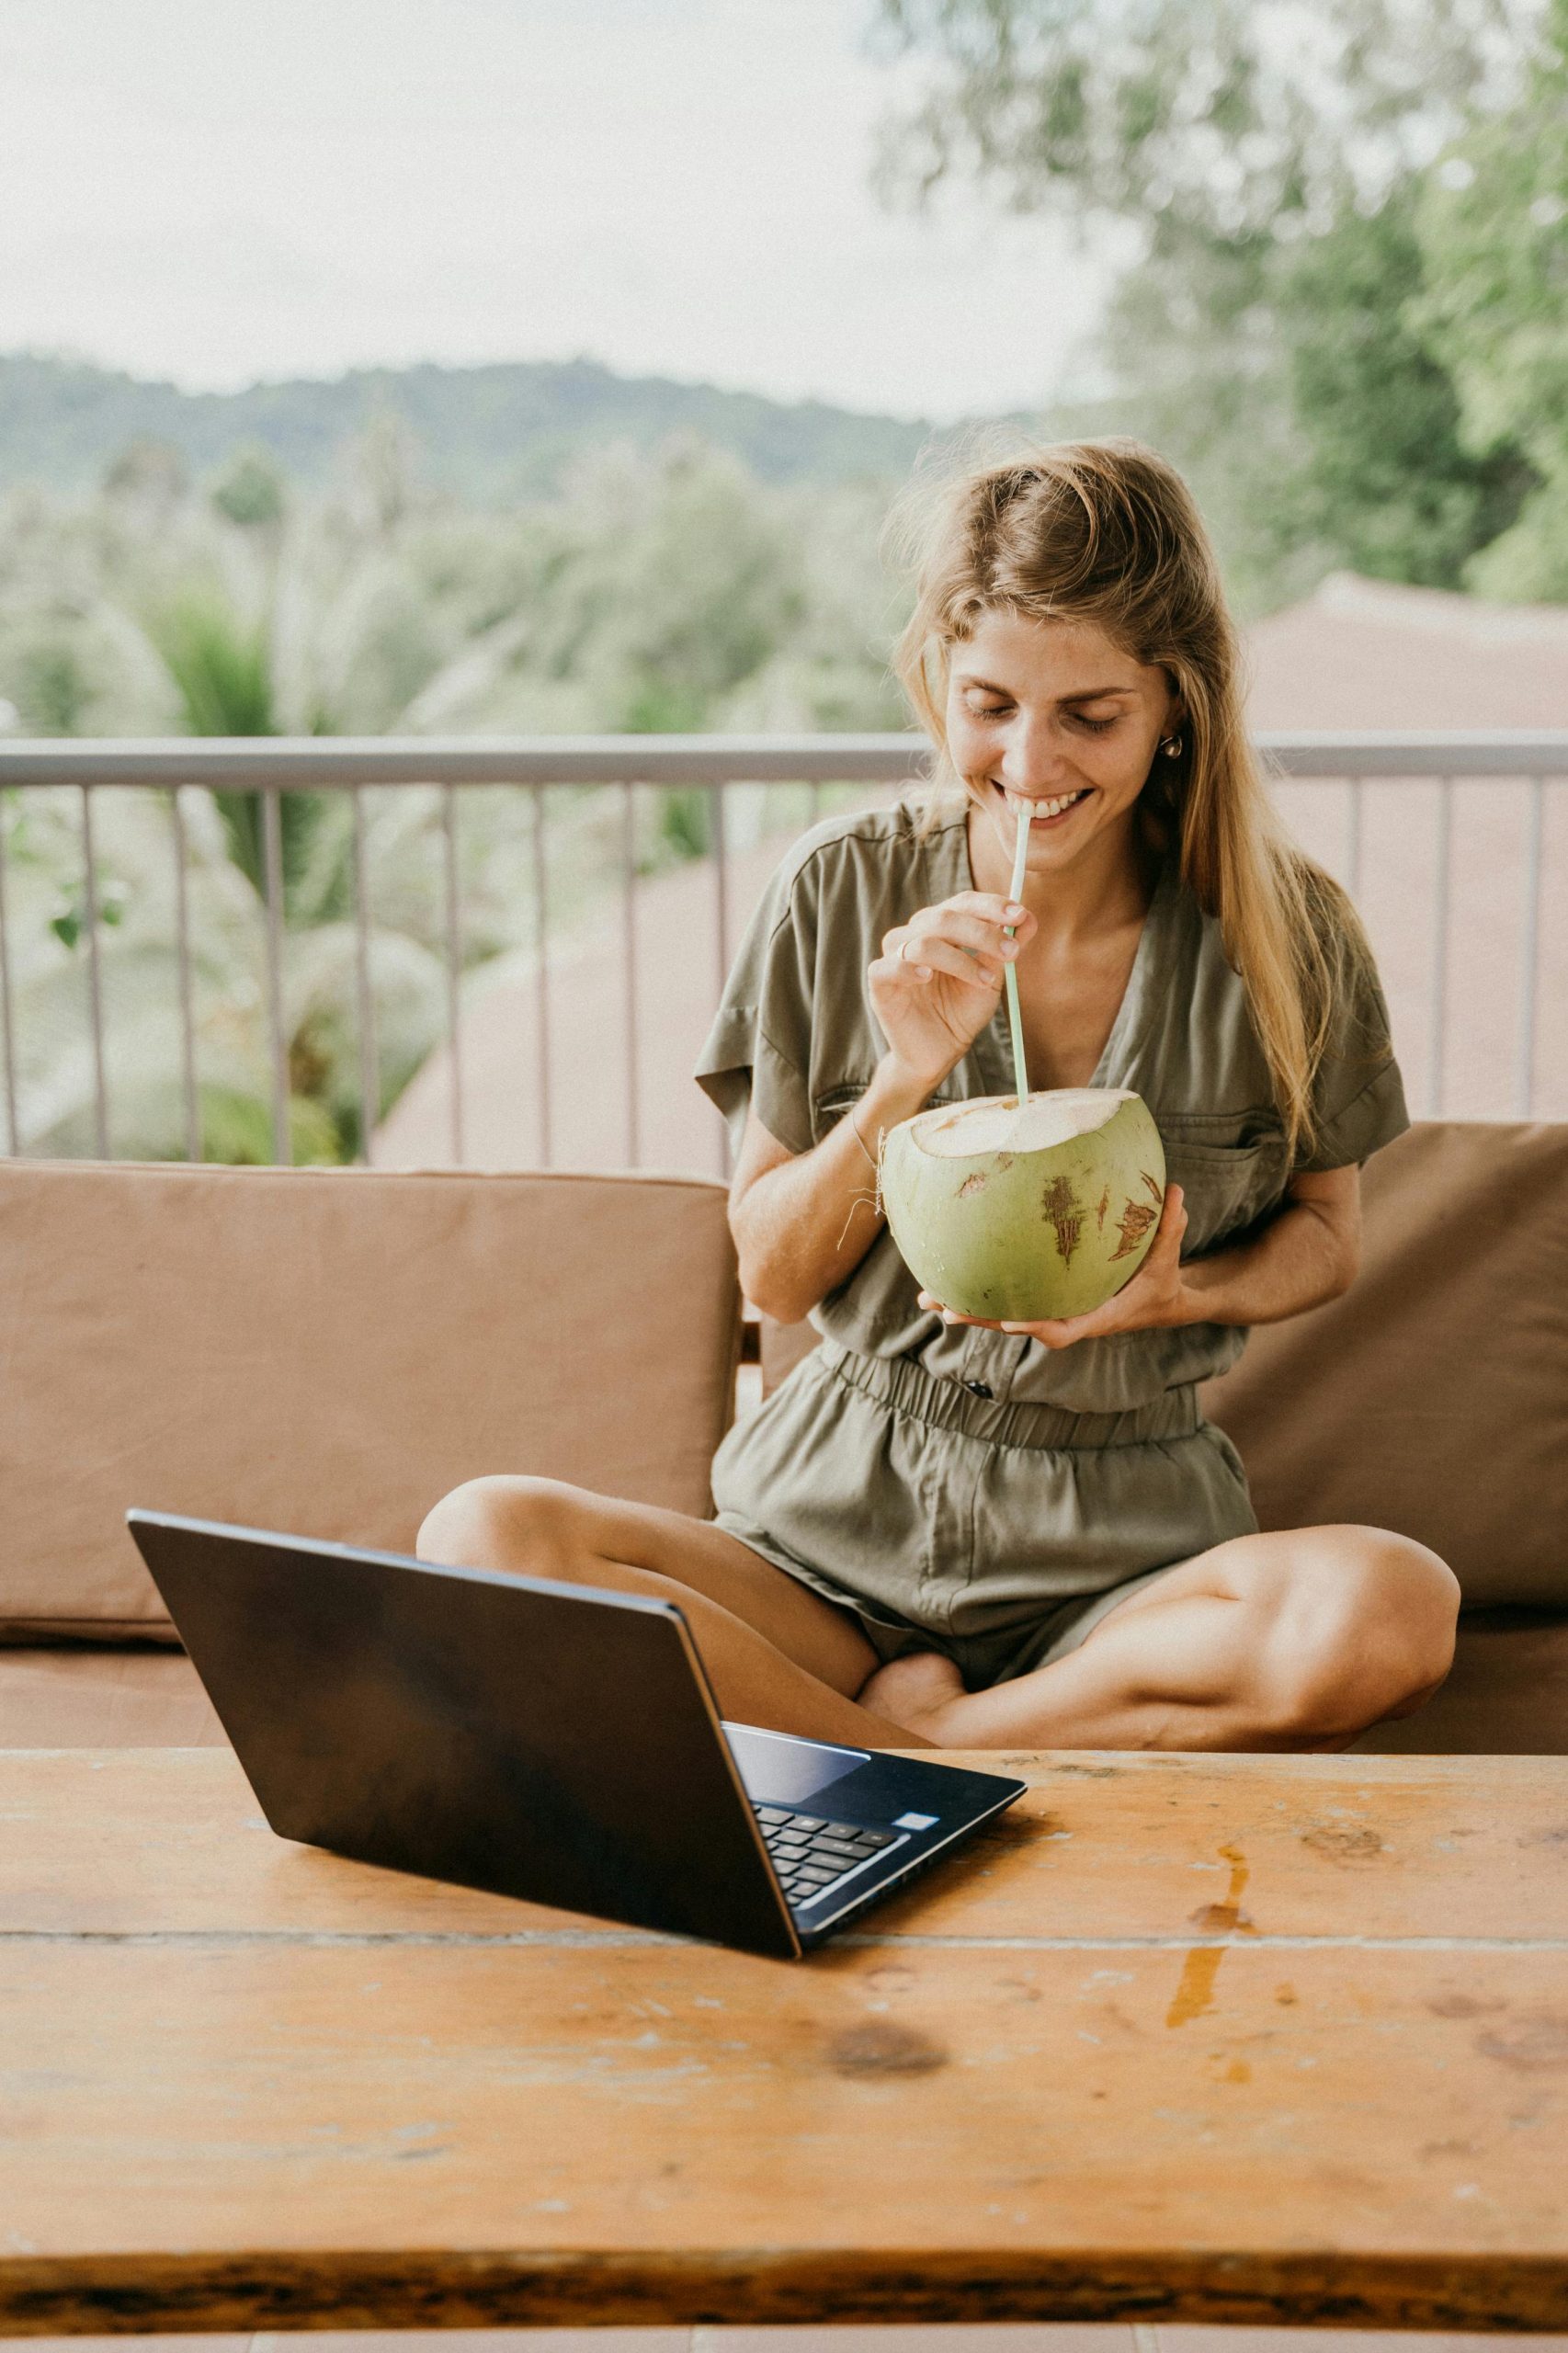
[{"xmin": 1002, "ymin": 801, "xmax": 1030, "ymax": 1106}]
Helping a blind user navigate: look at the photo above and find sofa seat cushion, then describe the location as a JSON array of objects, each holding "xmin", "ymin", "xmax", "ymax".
[
  {"xmin": 0, "ymin": 1648, "xmax": 224, "ymax": 1747},
  {"xmin": 3, "ymin": 1614, "xmax": 1562, "ymax": 1754}
]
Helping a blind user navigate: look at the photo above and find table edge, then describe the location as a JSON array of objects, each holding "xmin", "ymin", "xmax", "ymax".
[{"xmin": 4, "ymin": 2246, "xmax": 1567, "ymax": 2336}]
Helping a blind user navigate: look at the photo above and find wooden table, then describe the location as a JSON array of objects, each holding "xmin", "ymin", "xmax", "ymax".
[{"xmin": 4, "ymin": 1747, "xmax": 1568, "ymax": 2337}]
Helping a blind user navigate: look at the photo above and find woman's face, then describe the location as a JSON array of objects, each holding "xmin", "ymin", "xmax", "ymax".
[{"xmin": 944, "ymin": 608, "xmax": 1179, "ymax": 877}]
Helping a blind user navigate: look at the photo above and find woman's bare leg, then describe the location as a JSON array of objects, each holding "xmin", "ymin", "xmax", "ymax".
[
  {"xmin": 862, "ymin": 1525, "xmax": 1460, "ymax": 1753},
  {"xmin": 417, "ymin": 1475, "xmax": 926, "ymax": 1748}
]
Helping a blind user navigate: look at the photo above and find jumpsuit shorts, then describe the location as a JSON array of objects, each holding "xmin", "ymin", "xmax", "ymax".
[{"xmin": 710, "ymin": 1338, "xmax": 1260, "ymax": 1689}]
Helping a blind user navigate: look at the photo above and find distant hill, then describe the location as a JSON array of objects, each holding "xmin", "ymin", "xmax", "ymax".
[{"xmin": 0, "ymin": 351, "xmax": 948, "ymax": 502}]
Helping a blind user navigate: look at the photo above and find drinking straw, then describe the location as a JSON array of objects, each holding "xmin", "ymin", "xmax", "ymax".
[{"xmin": 1002, "ymin": 800, "xmax": 1030, "ymax": 1106}]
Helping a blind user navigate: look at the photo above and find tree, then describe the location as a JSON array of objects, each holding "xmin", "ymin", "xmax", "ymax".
[
  {"xmin": 871, "ymin": 0, "xmax": 1544, "ymax": 606},
  {"xmin": 1415, "ymin": 0, "xmax": 1568, "ymax": 594}
]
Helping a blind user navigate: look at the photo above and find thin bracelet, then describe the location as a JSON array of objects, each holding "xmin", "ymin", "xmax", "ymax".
[{"xmin": 846, "ymin": 1105, "xmax": 880, "ymax": 1171}]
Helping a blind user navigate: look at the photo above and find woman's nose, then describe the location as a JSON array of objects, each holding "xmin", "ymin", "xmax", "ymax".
[{"xmin": 999, "ymin": 712, "xmax": 1074, "ymax": 793}]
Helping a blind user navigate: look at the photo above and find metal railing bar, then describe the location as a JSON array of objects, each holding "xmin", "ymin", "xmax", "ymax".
[
  {"xmin": 1345, "ymin": 777, "xmax": 1362, "ymax": 904},
  {"xmin": 0, "ymin": 736, "xmax": 934, "ymax": 789},
  {"xmin": 530, "ymin": 784, "xmax": 551, "ymax": 1168},
  {"xmin": 6, "ymin": 730, "xmax": 1567, "ymax": 790},
  {"xmin": 170, "ymin": 788, "xmax": 199, "ymax": 1164},
  {"xmin": 1517, "ymin": 776, "xmax": 1544, "ymax": 1120},
  {"xmin": 441, "ymin": 783, "xmax": 464, "ymax": 1166},
  {"xmin": 351, "ymin": 787, "xmax": 379, "ymax": 1166},
  {"xmin": 621, "ymin": 781, "xmax": 640, "ymax": 1167},
  {"xmin": 261, "ymin": 788, "xmax": 290, "ymax": 1166},
  {"xmin": 712, "ymin": 783, "xmax": 731, "ymax": 1181},
  {"xmin": 79, "ymin": 784, "xmax": 108, "ymax": 1158},
  {"xmin": 0, "ymin": 793, "xmax": 17, "ymax": 1155},
  {"xmin": 1428, "ymin": 777, "xmax": 1452, "ymax": 1118}
]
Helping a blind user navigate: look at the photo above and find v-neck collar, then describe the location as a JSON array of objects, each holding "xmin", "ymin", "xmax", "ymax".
[{"xmin": 934, "ymin": 806, "xmax": 1176, "ymax": 1096}]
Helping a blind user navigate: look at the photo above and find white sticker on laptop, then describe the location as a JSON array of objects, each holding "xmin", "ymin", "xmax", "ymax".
[{"xmin": 892, "ymin": 1811, "xmax": 938, "ymax": 1831}]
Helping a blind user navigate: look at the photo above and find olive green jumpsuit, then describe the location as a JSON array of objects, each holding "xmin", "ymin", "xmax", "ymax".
[{"xmin": 696, "ymin": 797, "xmax": 1409, "ymax": 1688}]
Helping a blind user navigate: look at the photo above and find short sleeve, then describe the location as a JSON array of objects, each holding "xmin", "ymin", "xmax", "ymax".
[
  {"xmin": 1292, "ymin": 914, "xmax": 1410, "ymax": 1174},
  {"xmin": 693, "ymin": 851, "xmax": 819, "ymax": 1159}
]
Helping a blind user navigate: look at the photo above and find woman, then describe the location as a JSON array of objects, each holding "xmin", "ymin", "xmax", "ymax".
[{"xmin": 420, "ymin": 439, "xmax": 1459, "ymax": 1752}]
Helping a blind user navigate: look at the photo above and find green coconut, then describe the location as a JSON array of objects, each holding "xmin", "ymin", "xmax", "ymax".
[{"xmin": 880, "ymin": 1087, "xmax": 1167, "ymax": 1324}]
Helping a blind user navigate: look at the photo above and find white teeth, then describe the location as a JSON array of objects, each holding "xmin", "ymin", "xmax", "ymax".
[{"xmin": 1002, "ymin": 787, "xmax": 1087, "ymax": 820}]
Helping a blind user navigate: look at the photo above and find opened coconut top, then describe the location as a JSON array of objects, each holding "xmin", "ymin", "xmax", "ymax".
[{"xmin": 914, "ymin": 1088, "xmax": 1138, "ymax": 1159}]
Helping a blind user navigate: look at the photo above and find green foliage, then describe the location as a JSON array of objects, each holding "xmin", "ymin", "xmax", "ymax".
[
  {"xmin": 152, "ymin": 591, "xmax": 274, "ymax": 734},
  {"xmin": 874, "ymin": 0, "xmax": 1553, "ymax": 610},
  {"xmin": 13, "ymin": 639, "xmax": 94, "ymax": 734},
  {"xmin": 0, "ymin": 352, "xmax": 934, "ymax": 505},
  {"xmin": 873, "ymin": 0, "xmax": 1523, "ymax": 252},
  {"xmin": 655, "ymin": 788, "xmax": 712, "ymax": 861},
  {"xmin": 0, "ymin": 421, "xmax": 914, "ymax": 1165},
  {"xmin": 210, "ymin": 443, "xmax": 288, "ymax": 528},
  {"xmin": 143, "ymin": 588, "xmax": 336, "ymax": 912},
  {"xmin": 1414, "ymin": 0, "xmax": 1568, "ymax": 592},
  {"xmin": 1274, "ymin": 196, "xmax": 1535, "ymax": 585}
]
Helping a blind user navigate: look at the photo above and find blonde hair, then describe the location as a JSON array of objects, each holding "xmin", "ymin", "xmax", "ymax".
[{"xmin": 885, "ymin": 435, "xmax": 1375, "ymax": 1164}]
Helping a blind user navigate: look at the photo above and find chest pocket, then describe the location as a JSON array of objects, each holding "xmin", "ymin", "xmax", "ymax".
[
  {"xmin": 1162, "ymin": 1134, "xmax": 1291, "ymax": 1256},
  {"xmin": 812, "ymin": 1079, "xmax": 963, "ymax": 1145}
]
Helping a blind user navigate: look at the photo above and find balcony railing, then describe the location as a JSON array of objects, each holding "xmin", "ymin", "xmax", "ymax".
[{"xmin": 0, "ymin": 731, "xmax": 1562, "ymax": 1174}]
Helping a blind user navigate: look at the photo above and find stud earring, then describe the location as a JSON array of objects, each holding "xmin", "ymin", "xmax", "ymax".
[{"xmin": 1160, "ymin": 733, "xmax": 1184, "ymax": 758}]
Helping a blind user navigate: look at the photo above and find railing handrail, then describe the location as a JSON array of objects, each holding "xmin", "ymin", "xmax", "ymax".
[{"xmin": 2, "ymin": 729, "xmax": 1567, "ymax": 787}]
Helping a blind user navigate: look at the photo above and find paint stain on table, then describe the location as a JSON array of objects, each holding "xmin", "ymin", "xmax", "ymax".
[{"xmin": 1167, "ymin": 1845, "xmax": 1250, "ymax": 2029}]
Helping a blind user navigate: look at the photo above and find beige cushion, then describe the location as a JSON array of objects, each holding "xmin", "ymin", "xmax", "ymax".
[
  {"xmin": 1202, "ymin": 1121, "xmax": 1568, "ymax": 1607},
  {"xmin": 0, "ymin": 1162, "xmax": 740, "ymax": 1641},
  {"xmin": 1351, "ymin": 1611, "xmax": 1568, "ymax": 1756}
]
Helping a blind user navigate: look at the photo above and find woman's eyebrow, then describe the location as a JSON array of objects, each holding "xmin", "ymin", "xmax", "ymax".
[{"xmin": 956, "ymin": 675, "xmax": 1137, "ymax": 703}]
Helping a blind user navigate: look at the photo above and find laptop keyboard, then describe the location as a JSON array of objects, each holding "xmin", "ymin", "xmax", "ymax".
[{"xmin": 754, "ymin": 1804, "xmax": 901, "ymax": 1908}]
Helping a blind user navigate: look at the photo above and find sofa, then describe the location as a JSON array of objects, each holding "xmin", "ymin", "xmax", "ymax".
[{"xmin": 1, "ymin": 1121, "xmax": 1563, "ymax": 1754}]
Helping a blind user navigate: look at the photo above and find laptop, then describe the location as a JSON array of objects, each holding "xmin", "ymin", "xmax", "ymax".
[{"xmin": 127, "ymin": 1512, "xmax": 1027, "ymax": 1959}]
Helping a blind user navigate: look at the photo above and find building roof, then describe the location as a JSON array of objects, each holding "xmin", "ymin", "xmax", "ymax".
[{"xmin": 1244, "ymin": 572, "xmax": 1568, "ymax": 732}]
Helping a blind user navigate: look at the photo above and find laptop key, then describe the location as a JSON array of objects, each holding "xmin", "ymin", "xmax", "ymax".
[
  {"xmin": 756, "ymin": 1806, "xmax": 791, "ymax": 1825},
  {"xmin": 795, "ymin": 1862, "xmax": 840, "ymax": 1884},
  {"xmin": 845, "ymin": 1826, "xmax": 898, "ymax": 1847},
  {"xmin": 812, "ymin": 1835, "xmax": 866, "ymax": 1859},
  {"xmin": 788, "ymin": 1813, "xmax": 826, "ymax": 1831}
]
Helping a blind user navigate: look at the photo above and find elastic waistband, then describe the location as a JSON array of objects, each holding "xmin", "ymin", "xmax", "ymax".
[{"xmin": 815, "ymin": 1341, "xmax": 1202, "ymax": 1452}]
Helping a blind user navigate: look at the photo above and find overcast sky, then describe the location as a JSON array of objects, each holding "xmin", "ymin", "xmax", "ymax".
[{"xmin": 0, "ymin": 0, "xmax": 1111, "ymax": 421}]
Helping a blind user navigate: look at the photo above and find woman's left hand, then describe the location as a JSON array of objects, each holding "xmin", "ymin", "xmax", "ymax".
[{"xmin": 918, "ymin": 1184, "xmax": 1191, "ymax": 1351}]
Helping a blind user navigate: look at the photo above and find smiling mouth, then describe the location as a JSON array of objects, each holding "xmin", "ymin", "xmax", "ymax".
[{"xmin": 994, "ymin": 782, "xmax": 1093, "ymax": 825}]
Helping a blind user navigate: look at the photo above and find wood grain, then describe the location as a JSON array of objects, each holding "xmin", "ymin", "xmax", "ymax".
[
  {"xmin": 10, "ymin": 1748, "xmax": 1568, "ymax": 1943},
  {"xmin": 4, "ymin": 1749, "xmax": 1567, "ymax": 2336}
]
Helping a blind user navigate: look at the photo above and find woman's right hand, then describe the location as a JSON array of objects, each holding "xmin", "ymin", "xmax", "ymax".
[{"xmin": 868, "ymin": 891, "xmax": 1039, "ymax": 1090}]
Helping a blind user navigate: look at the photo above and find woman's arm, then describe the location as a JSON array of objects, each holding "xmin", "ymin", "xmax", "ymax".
[
  {"xmin": 925, "ymin": 1164, "xmax": 1363, "ymax": 1349},
  {"xmin": 729, "ymin": 1055, "xmax": 935, "ymax": 1325},
  {"xmin": 729, "ymin": 884, "xmax": 1037, "ymax": 1325},
  {"xmin": 1177, "ymin": 1164, "xmax": 1360, "ymax": 1326}
]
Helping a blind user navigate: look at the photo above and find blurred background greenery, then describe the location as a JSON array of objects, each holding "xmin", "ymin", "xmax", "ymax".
[{"xmin": 2, "ymin": 0, "xmax": 1563, "ymax": 1162}]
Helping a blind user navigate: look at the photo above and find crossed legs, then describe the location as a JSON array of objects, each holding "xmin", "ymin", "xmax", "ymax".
[{"xmin": 416, "ymin": 1476, "xmax": 1460, "ymax": 1754}]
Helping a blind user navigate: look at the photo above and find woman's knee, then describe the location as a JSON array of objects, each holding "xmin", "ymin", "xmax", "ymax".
[
  {"xmin": 1260, "ymin": 1528, "xmax": 1460, "ymax": 1743},
  {"xmin": 415, "ymin": 1474, "xmax": 595, "ymax": 1574}
]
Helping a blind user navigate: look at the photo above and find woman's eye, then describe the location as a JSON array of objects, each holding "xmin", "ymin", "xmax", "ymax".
[
  {"xmin": 1071, "ymin": 713, "xmax": 1118, "ymax": 734},
  {"xmin": 966, "ymin": 700, "xmax": 1010, "ymax": 720}
]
